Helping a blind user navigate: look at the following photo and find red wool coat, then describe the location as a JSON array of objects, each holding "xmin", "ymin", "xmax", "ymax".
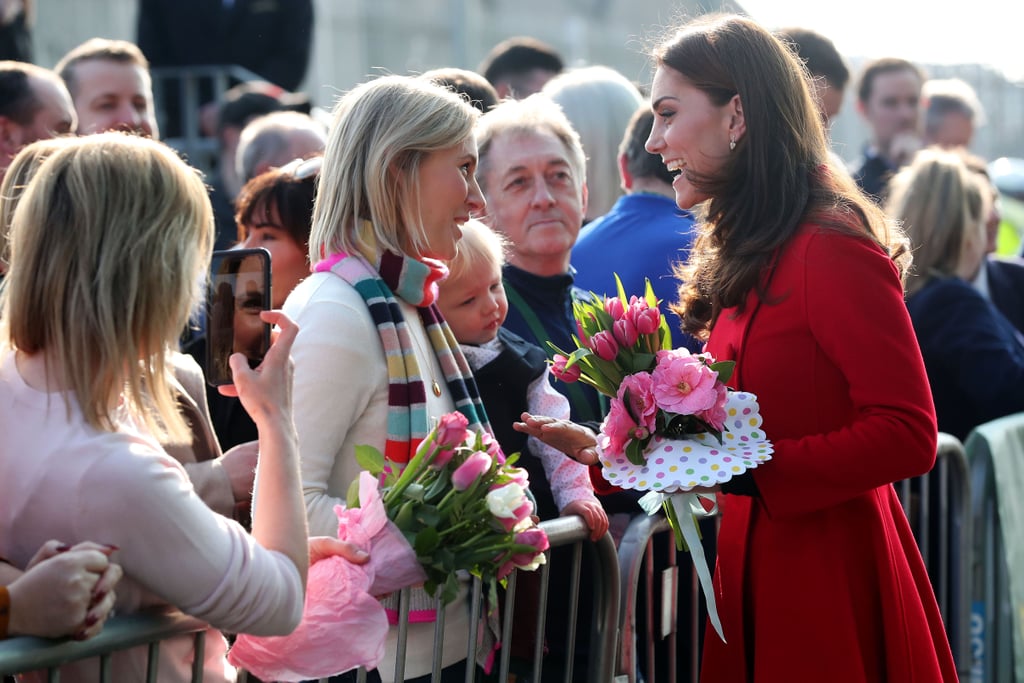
[{"xmin": 700, "ymin": 225, "xmax": 958, "ymax": 682}]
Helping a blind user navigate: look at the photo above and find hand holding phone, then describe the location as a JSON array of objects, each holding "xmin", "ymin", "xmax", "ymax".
[{"xmin": 206, "ymin": 248, "xmax": 272, "ymax": 386}]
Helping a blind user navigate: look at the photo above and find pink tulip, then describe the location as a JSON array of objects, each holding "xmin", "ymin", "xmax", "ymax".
[
  {"xmin": 630, "ymin": 305, "xmax": 660, "ymax": 335},
  {"xmin": 511, "ymin": 527, "xmax": 550, "ymax": 569},
  {"xmin": 589, "ymin": 330, "xmax": 619, "ymax": 362},
  {"xmin": 480, "ymin": 432, "xmax": 506, "ymax": 464},
  {"xmin": 604, "ymin": 296, "xmax": 625, "ymax": 320},
  {"xmin": 551, "ymin": 354, "xmax": 582, "ymax": 383},
  {"xmin": 435, "ymin": 412, "xmax": 470, "ymax": 449},
  {"xmin": 613, "ymin": 317, "xmax": 639, "ymax": 347},
  {"xmin": 452, "ymin": 451, "xmax": 492, "ymax": 491}
]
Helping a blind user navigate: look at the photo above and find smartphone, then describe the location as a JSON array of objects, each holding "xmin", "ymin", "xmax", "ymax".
[{"xmin": 205, "ymin": 248, "xmax": 273, "ymax": 387}]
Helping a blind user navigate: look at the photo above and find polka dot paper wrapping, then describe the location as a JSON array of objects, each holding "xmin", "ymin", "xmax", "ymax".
[{"xmin": 598, "ymin": 391, "xmax": 773, "ymax": 493}]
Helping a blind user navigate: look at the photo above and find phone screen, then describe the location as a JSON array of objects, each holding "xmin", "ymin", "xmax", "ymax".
[{"xmin": 205, "ymin": 248, "xmax": 273, "ymax": 387}]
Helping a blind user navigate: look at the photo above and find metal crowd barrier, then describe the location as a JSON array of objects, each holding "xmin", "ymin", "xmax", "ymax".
[
  {"xmin": 150, "ymin": 64, "xmax": 264, "ymax": 174},
  {"xmin": 0, "ymin": 610, "xmax": 208, "ymax": 681},
  {"xmin": 964, "ymin": 413, "xmax": 1024, "ymax": 683},
  {"xmin": 0, "ymin": 516, "xmax": 620, "ymax": 683},
  {"xmin": 614, "ymin": 510, "xmax": 718, "ymax": 683},
  {"xmin": 894, "ymin": 432, "xmax": 972, "ymax": 677}
]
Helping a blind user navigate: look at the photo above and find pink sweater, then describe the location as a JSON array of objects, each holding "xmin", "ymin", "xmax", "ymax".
[{"xmin": 0, "ymin": 350, "xmax": 303, "ymax": 682}]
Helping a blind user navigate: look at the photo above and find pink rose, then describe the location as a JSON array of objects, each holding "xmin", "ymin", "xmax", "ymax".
[
  {"xmin": 601, "ymin": 396, "xmax": 636, "ymax": 457},
  {"xmin": 604, "ymin": 296, "xmax": 625, "ymax": 320},
  {"xmin": 452, "ymin": 451, "xmax": 492, "ymax": 491},
  {"xmin": 589, "ymin": 330, "xmax": 619, "ymax": 362},
  {"xmin": 618, "ymin": 372, "xmax": 657, "ymax": 437},
  {"xmin": 697, "ymin": 383, "xmax": 729, "ymax": 431},
  {"xmin": 651, "ymin": 349, "xmax": 720, "ymax": 415},
  {"xmin": 613, "ymin": 317, "xmax": 638, "ymax": 347},
  {"xmin": 551, "ymin": 354, "xmax": 582, "ymax": 383}
]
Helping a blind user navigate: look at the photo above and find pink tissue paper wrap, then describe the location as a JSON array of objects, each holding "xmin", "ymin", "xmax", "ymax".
[{"xmin": 228, "ymin": 472, "xmax": 427, "ymax": 681}]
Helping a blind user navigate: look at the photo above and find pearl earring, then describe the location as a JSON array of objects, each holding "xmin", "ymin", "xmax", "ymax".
[{"xmin": 729, "ymin": 137, "xmax": 736, "ymax": 151}]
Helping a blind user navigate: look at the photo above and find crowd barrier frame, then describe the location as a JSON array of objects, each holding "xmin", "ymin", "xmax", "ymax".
[
  {"xmin": 894, "ymin": 432, "xmax": 973, "ymax": 678},
  {"xmin": 0, "ymin": 516, "xmax": 620, "ymax": 683},
  {"xmin": 964, "ymin": 413, "xmax": 1024, "ymax": 683}
]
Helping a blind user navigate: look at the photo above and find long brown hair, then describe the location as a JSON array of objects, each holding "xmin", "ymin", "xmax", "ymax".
[{"xmin": 658, "ymin": 15, "xmax": 907, "ymax": 339}]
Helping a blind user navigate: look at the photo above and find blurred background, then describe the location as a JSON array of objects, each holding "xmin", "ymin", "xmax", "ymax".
[{"xmin": 28, "ymin": 0, "xmax": 1024, "ymax": 167}]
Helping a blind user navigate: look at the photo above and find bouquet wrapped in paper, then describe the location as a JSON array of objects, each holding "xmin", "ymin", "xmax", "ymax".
[
  {"xmin": 549, "ymin": 276, "xmax": 773, "ymax": 641},
  {"xmin": 229, "ymin": 412, "xmax": 549, "ymax": 680}
]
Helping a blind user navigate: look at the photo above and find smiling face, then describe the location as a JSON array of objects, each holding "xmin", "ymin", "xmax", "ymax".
[
  {"xmin": 437, "ymin": 255, "xmax": 508, "ymax": 345},
  {"xmin": 70, "ymin": 59, "xmax": 158, "ymax": 138},
  {"xmin": 479, "ymin": 129, "xmax": 587, "ymax": 276},
  {"xmin": 239, "ymin": 203, "xmax": 309, "ymax": 308},
  {"xmin": 645, "ymin": 65, "xmax": 740, "ymax": 210},
  {"xmin": 404, "ymin": 136, "xmax": 485, "ymax": 261}
]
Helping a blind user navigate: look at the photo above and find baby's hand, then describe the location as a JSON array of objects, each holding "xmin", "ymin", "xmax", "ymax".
[{"xmin": 560, "ymin": 499, "xmax": 609, "ymax": 542}]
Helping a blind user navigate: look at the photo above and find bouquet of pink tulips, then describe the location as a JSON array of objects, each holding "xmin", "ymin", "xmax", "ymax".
[{"xmin": 352, "ymin": 411, "xmax": 549, "ymax": 606}]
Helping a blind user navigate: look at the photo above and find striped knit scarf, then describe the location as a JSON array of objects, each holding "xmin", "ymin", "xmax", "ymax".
[{"xmin": 313, "ymin": 248, "xmax": 490, "ymax": 464}]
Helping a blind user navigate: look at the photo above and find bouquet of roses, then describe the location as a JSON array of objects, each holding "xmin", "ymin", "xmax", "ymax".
[
  {"xmin": 549, "ymin": 277, "xmax": 773, "ymax": 641},
  {"xmin": 228, "ymin": 413, "xmax": 548, "ymax": 681}
]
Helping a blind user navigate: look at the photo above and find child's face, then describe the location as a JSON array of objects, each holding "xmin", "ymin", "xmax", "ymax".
[{"xmin": 437, "ymin": 257, "xmax": 508, "ymax": 345}]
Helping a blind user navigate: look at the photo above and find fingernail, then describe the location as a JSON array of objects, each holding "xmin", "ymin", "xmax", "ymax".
[
  {"xmin": 355, "ymin": 550, "xmax": 369, "ymax": 559},
  {"xmin": 84, "ymin": 613, "xmax": 99, "ymax": 627},
  {"xmin": 56, "ymin": 544, "xmax": 72, "ymax": 552},
  {"xmin": 104, "ymin": 544, "xmax": 120, "ymax": 552},
  {"xmin": 73, "ymin": 630, "xmax": 88, "ymax": 641},
  {"xmin": 90, "ymin": 590, "xmax": 106, "ymax": 605}
]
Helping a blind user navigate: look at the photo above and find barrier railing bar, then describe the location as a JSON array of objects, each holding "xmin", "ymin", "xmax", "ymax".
[{"xmin": 496, "ymin": 570, "xmax": 518, "ymax": 681}]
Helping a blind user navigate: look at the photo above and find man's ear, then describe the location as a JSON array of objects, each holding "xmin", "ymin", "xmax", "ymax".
[
  {"xmin": 618, "ymin": 152, "xmax": 632, "ymax": 191},
  {"xmin": 580, "ymin": 180, "xmax": 589, "ymax": 219}
]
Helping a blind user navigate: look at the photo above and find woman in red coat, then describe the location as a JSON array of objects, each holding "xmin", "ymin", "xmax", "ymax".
[
  {"xmin": 644, "ymin": 14, "xmax": 957, "ymax": 682},
  {"xmin": 520, "ymin": 12, "xmax": 958, "ymax": 683}
]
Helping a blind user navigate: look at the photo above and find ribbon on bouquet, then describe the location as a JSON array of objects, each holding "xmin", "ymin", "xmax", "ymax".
[{"xmin": 638, "ymin": 491, "xmax": 725, "ymax": 642}]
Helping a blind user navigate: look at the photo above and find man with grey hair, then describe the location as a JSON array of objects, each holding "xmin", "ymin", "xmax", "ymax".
[
  {"xmin": 475, "ymin": 94, "xmax": 600, "ymax": 423},
  {"xmin": 235, "ymin": 109, "xmax": 326, "ymax": 187},
  {"xmin": 922, "ymin": 77, "xmax": 985, "ymax": 150}
]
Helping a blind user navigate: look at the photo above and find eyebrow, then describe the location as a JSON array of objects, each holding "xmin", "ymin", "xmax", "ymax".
[{"xmin": 651, "ymin": 96, "xmax": 678, "ymax": 109}]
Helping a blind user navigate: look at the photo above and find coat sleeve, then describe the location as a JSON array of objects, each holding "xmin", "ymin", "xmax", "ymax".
[{"xmin": 752, "ymin": 232, "xmax": 938, "ymax": 519}]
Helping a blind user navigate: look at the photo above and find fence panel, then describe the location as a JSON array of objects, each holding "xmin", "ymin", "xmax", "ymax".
[
  {"xmin": 894, "ymin": 432, "xmax": 972, "ymax": 677},
  {"xmin": 0, "ymin": 516, "xmax": 619, "ymax": 683}
]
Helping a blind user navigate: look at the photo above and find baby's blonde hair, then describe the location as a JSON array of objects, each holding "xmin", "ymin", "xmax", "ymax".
[{"xmin": 448, "ymin": 218, "xmax": 509, "ymax": 283}]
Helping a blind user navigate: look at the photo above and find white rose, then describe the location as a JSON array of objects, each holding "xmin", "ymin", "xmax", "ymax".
[{"xmin": 486, "ymin": 482, "xmax": 527, "ymax": 519}]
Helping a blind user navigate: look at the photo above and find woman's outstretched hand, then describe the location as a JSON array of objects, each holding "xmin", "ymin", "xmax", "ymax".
[{"xmin": 513, "ymin": 412, "xmax": 600, "ymax": 466}]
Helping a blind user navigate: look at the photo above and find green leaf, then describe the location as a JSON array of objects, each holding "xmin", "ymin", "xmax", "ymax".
[
  {"xmin": 345, "ymin": 477, "xmax": 361, "ymax": 509},
  {"xmin": 626, "ymin": 351, "xmax": 657, "ymax": 374},
  {"xmin": 394, "ymin": 500, "xmax": 416, "ymax": 530},
  {"xmin": 416, "ymin": 505, "xmax": 441, "ymax": 528},
  {"xmin": 415, "ymin": 526, "xmax": 440, "ymax": 555},
  {"xmin": 710, "ymin": 360, "xmax": 736, "ymax": 384},
  {"xmin": 441, "ymin": 572, "xmax": 460, "ymax": 606},
  {"xmin": 424, "ymin": 468, "xmax": 451, "ymax": 500},
  {"xmin": 625, "ymin": 439, "xmax": 647, "ymax": 466},
  {"xmin": 355, "ymin": 444, "xmax": 385, "ymax": 475},
  {"xmin": 405, "ymin": 483, "xmax": 426, "ymax": 502}
]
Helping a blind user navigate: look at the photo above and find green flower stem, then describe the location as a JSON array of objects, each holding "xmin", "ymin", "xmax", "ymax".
[{"xmin": 384, "ymin": 434, "xmax": 437, "ymax": 506}]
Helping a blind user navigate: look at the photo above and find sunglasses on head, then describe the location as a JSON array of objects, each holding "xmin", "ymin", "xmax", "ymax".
[{"xmin": 278, "ymin": 155, "xmax": 323, "ymax": 180}]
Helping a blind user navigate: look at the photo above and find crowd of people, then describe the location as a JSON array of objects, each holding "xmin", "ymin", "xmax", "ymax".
[{"xmin": 0, "ymin": 6, "xmax": 1017, "ymax": 683}]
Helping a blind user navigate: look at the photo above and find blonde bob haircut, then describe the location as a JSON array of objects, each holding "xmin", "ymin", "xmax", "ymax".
[
  {"xmin": 311, "ymin": 74, "xmax": 479, "ymax": 263},
  {"xmin": 0, "ymin": 137, "xmax": 73, "ymax": 273},
  {"xmin": 1, "ymin": 133, "xmax": 214, "ymax": 442},
  {"xmin": 885, "ymin": 147, "xmax": 987, "ymax": 296},
  {"xmin": 447, "ymin": 218, "xmax": 509, "ymax": 284}
]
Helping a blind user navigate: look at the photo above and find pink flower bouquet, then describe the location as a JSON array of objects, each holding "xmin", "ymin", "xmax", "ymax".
[
  {"xmin": 550, "ymin": 276, "xmax": 774, "ymax": 641},
  {"xmin": 228, "ymin": 413, "xmax": 549, "ymax": 681}
]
